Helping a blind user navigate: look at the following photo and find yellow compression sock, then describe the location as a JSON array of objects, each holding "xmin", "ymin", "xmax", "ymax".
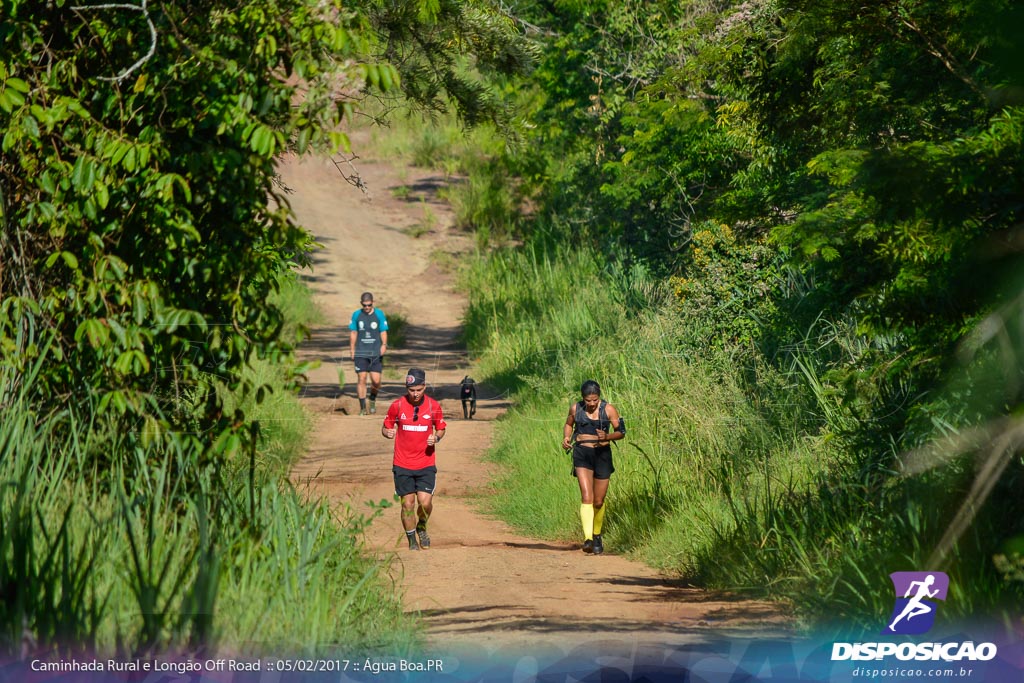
[
  {"xmin": 580, "ymin": 503, "xmax": 594, "ymax": 540},
  {"xmin": 593, "ymin": 502, "xmax": 607, "ymax": 535}
]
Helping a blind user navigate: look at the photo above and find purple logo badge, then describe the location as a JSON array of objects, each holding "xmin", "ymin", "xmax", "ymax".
[{"xmin": 884, "ymin": 571, "xmax": 949, "ymax": 635}]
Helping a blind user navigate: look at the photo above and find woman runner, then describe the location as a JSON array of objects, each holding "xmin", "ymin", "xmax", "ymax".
[{"xmin": 561, "ymin": 380, "xmax": 625, "ymax": 554}]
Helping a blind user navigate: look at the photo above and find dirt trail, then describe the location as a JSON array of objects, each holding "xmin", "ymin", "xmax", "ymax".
[{"xmin": 280, "ymin": 133, "xmax": 789, "ymax": 657}]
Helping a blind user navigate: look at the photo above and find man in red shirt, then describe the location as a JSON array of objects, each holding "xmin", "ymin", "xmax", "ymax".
[{"xmin": 382, "ymin": 368, "xmax": 447, "ymax": 550}]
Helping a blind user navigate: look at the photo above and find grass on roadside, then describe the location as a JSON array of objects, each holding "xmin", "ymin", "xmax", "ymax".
[
  {"xmin": 0, "ymin": 274, "xmax": 422, "ymax": 656},
  {"xmin": 459, "ymin": 239, "xmax": 1022, "ymax": 633},
  {"xmin": 367, "ymin": 111, "xmax": 519, "ymax": 244}
]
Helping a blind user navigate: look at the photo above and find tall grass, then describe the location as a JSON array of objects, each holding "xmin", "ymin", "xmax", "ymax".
[
  {"xmin": 460, "ymin": 242, "xmax": 824, "ymax": 570},
  {"xmin": 370, "ymin": 112, "xmax": 474, "ymax": 170},
  {"xmin": 1, "ymin": 276, "xmax": 421, "ymax": 655},
  {"xmin": 270, "ymin": 272, "xmax": 325, "ymax": 346},
  {"xmin": 0, "ymin": 402, "xmax": 417, "ymax": 655},
  {"xmin": 211, "ymin": 488, "xmax": 415, "ymax": 654},
  {"xmin": 367, "ymin": 111, "xmax": 520, "ymax": 243},
  {"xmin": 460, "ymin": 238, "xmax": 1022, "ymax": 633}
]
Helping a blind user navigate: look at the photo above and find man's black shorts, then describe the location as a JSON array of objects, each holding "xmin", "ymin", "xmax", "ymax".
[
  {"xmin": 353, "ymin": 356, "xmax": 383, "ymax": 373},
  {"xmin": 572, "ymin": 444, "xmax": 614, "ymax": 479},
  {"xmin": 393, "ymin": 465, "xmax": 437, "ymax": 496}
]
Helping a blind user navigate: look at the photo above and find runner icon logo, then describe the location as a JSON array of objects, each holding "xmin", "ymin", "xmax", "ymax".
[{"xmin": 884, "ymin": 571, "xmax": 949, "ymax": 635}]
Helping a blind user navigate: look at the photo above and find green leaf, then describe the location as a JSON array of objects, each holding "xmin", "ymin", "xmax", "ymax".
[
  {"xmin": 95, "ymin": 182, "xmax": 110, "ymax": 209},
  {"xmin": 109, "ymin": 141, "xmax": 129, "ymax": 165},
  {"xmin": 122, "ymin": 145, "xmax": 137, "ymax": 171},
  {"xmin": 74, "ymin": 319, "xmax": 110, "ymax": 348},
  {"xmin": 379, "ymin": 64, "xmax": 394, "ymax": 91},
  {"xmin": 71, "ymin": 156, "xmax": 97, "ymax": 192},
  {"xmin": 365, "ymin": 63, "xmax": 380, "ymax": 90},
  {"xmin": 0, "ymin": 88, "xmax": 24, "ymax": 111},
  {"xmin": 21, "ymin": 114, "xmax": 39, "ymax": 139},
  {"xmin": 417, "ymin": 0, "xmax": 440, "ymax": 23},
  {"xmin": 5, "ymin": 77, "xmax": 30, "ymax": 93},
  {"xmin": 213, "ymin": 430, "xmax": 242, "ymax": 458},
  {"xmin": 42, "ymin": 250, "xmax": 80, "ymax": 273},
  {"xmin": 97, "ymin": 390, "xmax": 128, "ymax": 415},
  {"xmin": 250, "ymin": 125, "xmax": 273, "ymax": 155},
  {"xmin": 332, "ymin": 26, "xmax": 349, "ymax": 52},
  {"xmin": 296, "ymin": 126, "xmax": 311, "ymax": 154},
  {"xmin": 328, "ymin": 131, "xmax": 350, "ymax": 154}
]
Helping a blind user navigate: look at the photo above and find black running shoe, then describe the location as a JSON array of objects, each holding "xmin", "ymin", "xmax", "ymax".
[
  {"xmin": 407, "ymin": 533, "xmax": 419, "ymax": 550},
  {"xmin": 582, "ymin": 538, "xmax": 594, "ymax": 553},
  {"xmin": 416, "ymin": 525, "xmax": 431, "ymax": 549},
  {"xmin": 592, "ymin": 534, "xmax": 604, "ymax": 555}
]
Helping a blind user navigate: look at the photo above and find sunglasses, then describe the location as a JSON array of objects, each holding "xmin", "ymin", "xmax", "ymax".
[
  {"xmin": 361, "ymin": 302, "xmax": 373, "ymax": 307},
  {"xmin": 412, "ymin": 405, "xmax": 419, "ymax": 422}
]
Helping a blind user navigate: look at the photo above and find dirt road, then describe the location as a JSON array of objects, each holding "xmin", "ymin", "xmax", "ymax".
[{"xmin": 279, "ymin": 134, "xmax": 790, "ymax": 658}]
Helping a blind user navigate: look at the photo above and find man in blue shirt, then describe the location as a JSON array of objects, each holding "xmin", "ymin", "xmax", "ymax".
[{"xmin": 348, "ymin": 292, "xmax": 389, "ymax": 415}]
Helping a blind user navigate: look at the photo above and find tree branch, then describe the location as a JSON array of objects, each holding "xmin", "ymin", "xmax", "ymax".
[
  {"xmin": 893, "ymin": 10, "xmax": 984, "ymax": 99},
  {"xmin": 71, "ymin": 0, "xmax": 157, "ymax": 83}
]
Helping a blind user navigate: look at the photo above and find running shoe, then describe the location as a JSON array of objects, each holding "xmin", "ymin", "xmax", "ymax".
[
  {"xmin": 582, "ymin": 538, "xmax": 594, "ymax": 554},
  {"xmin": 369, "ymin": 399, "xmax": 376, "ymax": 414},
  {"xmin": 359, "ymin": 408, "xmax": 367, "ymax": 416},
  {"xmin": 407, "ymin": 533, "xmax": 419, "ymax": 550},
  {"xmin": 592, "ymin": 534, "xmax": 604, "ymax": 555},
  {"xmin": 416, "ymin": 523, "xmax": 431, "ymax": 549}
]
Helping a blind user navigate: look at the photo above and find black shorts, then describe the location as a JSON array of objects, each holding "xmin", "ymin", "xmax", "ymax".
[
  {"xmin": 353, "ymin": 356, "xmax": 383, "ymax": 373},
  {"xmin": 572, "ymin": 444, "xmax": 614, "ymax": 479},
  {"xmin": 393, "ymin": 466, "xmax": 437, "ymax": 496}
]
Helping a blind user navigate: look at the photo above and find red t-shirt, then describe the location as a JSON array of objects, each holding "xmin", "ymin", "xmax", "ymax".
[{"xmin": 383, "ymin": 395, "xmax": 447, "ymax": 470}]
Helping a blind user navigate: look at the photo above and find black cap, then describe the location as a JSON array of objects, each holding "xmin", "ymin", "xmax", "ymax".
[{"xmin": 406, "ymin": 368, "xmax": 426, "ymax": 386}]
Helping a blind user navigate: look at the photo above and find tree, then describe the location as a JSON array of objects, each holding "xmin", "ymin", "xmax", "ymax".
[{"xmin": 0, "ymin": 0, "xmax": 531, "ymax": 471}]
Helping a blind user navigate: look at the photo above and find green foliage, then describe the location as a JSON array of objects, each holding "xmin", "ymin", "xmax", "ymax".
[
  {"xmin": 0, "ymin": 0, "xmax": 533, "ymax": 475},
  {"xmin": 2, "ymin": 0, "xmax": 366, "ymax": 478},
  {"xmin": 459, "ymin": 239, "xmax": 660, "ymax": 388},
  {"xmin": 0, "ymin": 387, "xmax": 414, "ymax": 655},
  {"xmin": 456, "ymin": 0, "xmax": 1024, "ymax": 630},
  {"xmin": 447, "ymin": 156, "xmax": 519, "ymax": 242},
  {"xmin": 366, "ymin": 104, "xmax": 523, "ymax": 242},
  {"xmin": 461, "ymin": 242, "xmax": 834, "ymax": 573},
  {"xmin": 669, "ymin": 221, "xmax": 783, "ymax": 349},
  {"xmin": 210, "ymin": 490, "xmax": 417, "ymax": 654},
  {"xmin": 464, "ymin": 236, "xmax": 1023, "ymax": 630},
  {"xmin": 1, "ymin": 0, "xmax": 530, "ymax": 653},
  {"xmin": 362, "ymin": 1, "xmax": 536, "ymax": 126}
]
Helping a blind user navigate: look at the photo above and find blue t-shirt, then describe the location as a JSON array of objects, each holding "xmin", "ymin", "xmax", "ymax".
[{"xmin": 349, "ymin": 308, "xmax": 388, "ymax": 357}]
